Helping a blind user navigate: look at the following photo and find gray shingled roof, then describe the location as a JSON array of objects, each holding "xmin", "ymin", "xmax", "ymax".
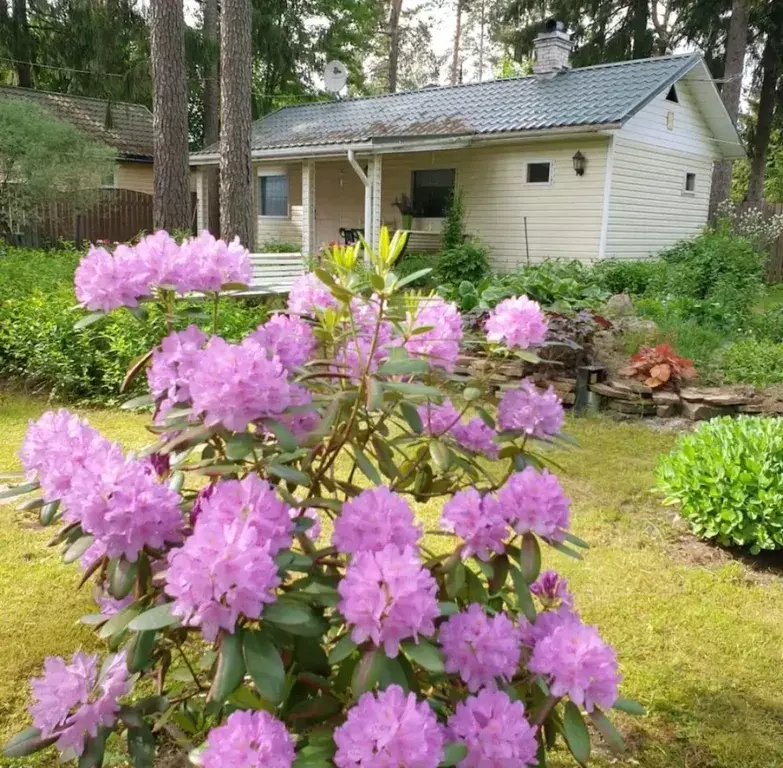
[
  {"xmin": 193, "ymin": 53, "xmax": 699, "ymax": 156},
  {"xmin": 0, "ymin": 86, "xmax": 153, "ymax": 160}
]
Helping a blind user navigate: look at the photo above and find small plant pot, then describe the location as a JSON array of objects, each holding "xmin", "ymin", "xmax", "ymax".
[{"xmin": 402, "ymin": 214, "xmax": 413, "ymax": 230}]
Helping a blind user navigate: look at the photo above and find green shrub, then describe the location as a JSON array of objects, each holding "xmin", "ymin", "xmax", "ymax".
[
  {"xmin": 657, "ymin": 416, "xmax": 783, "ymax": 552},
  {"xmin": 434, "ymin": 241, "xmax": 490, "ymax": 287},
  {"xmin": 441, "ymin": 187, "xmax": 464, "ymax": 252},
  {"xmin": 720, "ymin": 339, "xmax": 783, "ymax": 387},
  {"xmin": 394, "ymin": 251, "xmax": 437, "ymax": 288},
  {"xmin": 0, "ymin": 247, "xmax": 271, "ymax": 403},
  {"xmin": 746, "ymin": 307, "xmax": 783, "ymax": 343},
  {"xmin": 591, "ymin": 258, "xmax": 665, "ymax": 296},
  {"xmin": 261, "ymin": 239, "xmax": 300, "ymax": 253}
]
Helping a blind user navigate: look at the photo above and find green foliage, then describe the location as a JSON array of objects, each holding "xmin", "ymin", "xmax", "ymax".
[
  {"xmin": 393, "ymin": 252, "xmax": 437, "ymax": 289},
  {"xmin": 441, "ymin": 187, "xmax": 465, "ymax": 252},
  {"xmin": 433, "ymin": 242, "xmax": 490, "ymax": 287},
  {"xmin": 746, "ymin": 307, "xmax": 783, "ymax": 343},
  {"xmin": 591, "ymin": 259, "xmax": 666, "ymax": 296},
  {"xmin": 260, "ymin": 239, "xmax": 301, "ymax": 253},
  {"xmin": 0, "ymin": 101, "xmax": 115, "ymax": 235},
  {"xmin": 720, "ymin": 339, "xmax": 783, "ymax": 387},
  {"xmin": 657, "ymin": 416, "xmax": 783, "ymax": 552},
  {"xmin": 0, "ymin": 247, "xmax": 270, "ymax": 403}
]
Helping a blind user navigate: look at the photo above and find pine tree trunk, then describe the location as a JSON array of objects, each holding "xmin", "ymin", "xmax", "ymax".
[
  {"xmin": 630, "ymin": 0, "xmax": 650, "ymax": 59},
  {"xmin": 387, "ymin": 0, "xmax": 403, "ymax": 93},
  {"xmin": 747, "ymin": 37, "xmax": 779, "ymax": 204},
  {"xmin": 220, "ymin": 0, "xmax": 254, "ymax": 248},
  {"xmin": 450, "ymin": 0, "xmax": 463, "ymax": 86},
  {"xmin": 11, "ymin": 0, "xmax": 33, "ymax": 87},
  {"xmin": 709, "ymin": 0, "xmax": 748, "ymax": 218},
  {"xmin": 203, "ymin": 0, "xmax": 221, "ymax": 234},
  {"xmin": 150, "ymin": 0, "xmax": 191, "ymax": 231}
]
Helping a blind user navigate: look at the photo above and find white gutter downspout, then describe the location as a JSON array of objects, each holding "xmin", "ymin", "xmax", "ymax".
[
  {"xmin": 348, "ymin": 149, "xmax": 373, "ymax": 259},
  {"xmin": 597, "ymin": 134, "xmax": 615, "ymax": 260}
]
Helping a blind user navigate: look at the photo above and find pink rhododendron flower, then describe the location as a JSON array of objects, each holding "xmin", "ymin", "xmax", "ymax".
[
  {"xmin": 95, "ymin": 590, "xmax": 134, "ymax": 617},
  {"xmin": 405, "ymin": 296, "xmax": 462, "ymax": 371},
  {"xmin": 288, "ymin": 272, "xmax": 340, "ymax": 315},
  {"xmin": 334, "ymin": 685, "xmax": 444, "ymax": 768},
  {"xmin": 485, "ymin": 296, "xmax": 548, "ymax": 349},
  {"xmin": 274, "ymin": 383, "xmax": 320, "ymax": 440},
  {"xmin": 147, "ymin": 325, "xmax": 208, "ymax": 417},
  {"xmin": 20, "ymin": 410, "xmax": 113, "ymax": 503},
  {"xmin": 135, "ymin": 230, "xmax": 191, "ymax": 293},
  {"xmin": 497, "ymin": 468, "xmax": 570, "ymax": 542},
  {"xmin": 520, "ymin": 605, "xmax": 581, "ymax": 649},
  {"xmin": 439, "ymin": 604, "xmax": 522, "ymax": 691},
  {"xmin": 250, "ymin": 314, "xmax": 317, "ymax": 372},
  {"xmin": 451, "ymin": 417, "xmax": 498, "ymax": 458},
  {"xmin": 447, "ymin": 690, "xmax": 538, "ymax": 768},
  {"xmin": 441, "ymin": 488, "xmax": 508, "ymax": 561},
  {"xmin": 528, "ymin": 619, "xmax": 621, "ymax": 712},
  {"xmin": 202, "ymin": 710, "xmax": 295, "ymax": 768},
  {"xmin": 337, "ymin": 544, "xmax": 439, "ymax": 657},
  {"xmin": 497, "ymin": 380, "xmax": 564, "ymax": 438},
  {"xmin": 74, "ymin": 244, "xmax": 148, "ymax": 312},
  {"xmin": 185, "ymin": 231, "xmax": 252, "ymax": 292},
  {"xmin": 531, "ymin": 570, "xmax": 574, "ymax": 609},
  {"xmin": 189, "ymin": 337, "xmax": 292, "ymax": 432},
  {"xmin": 418, "ymin": 400, "xmax": 461, "ymax": 435},
  {"xmin": 29, "ymin": 650, "xmax": 130, "ymax": 758},
  {"xmin": 165, "ymin": 515, "xmax": 280, "ymax": 641},
  {"xmin": 332, "ymin": 487, "xmax": 421, "ymax": 554},
  {"xmin": 196, "ymin": 474, "xmax": 294, "ymax": 556}
]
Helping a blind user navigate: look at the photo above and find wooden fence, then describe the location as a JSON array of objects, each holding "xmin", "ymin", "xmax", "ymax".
[
  {"xmin": 13, "ymin": 188, "xmax": 154, "ymax": 248},
  {"xmin": 730, "ymin": 201, "xmax": 783, "ymax": 283}
]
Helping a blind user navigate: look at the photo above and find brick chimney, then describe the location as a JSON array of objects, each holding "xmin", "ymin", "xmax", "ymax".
[{"xmin": 533, "ymin": 19, "xmax": 573, "ymax": 74}]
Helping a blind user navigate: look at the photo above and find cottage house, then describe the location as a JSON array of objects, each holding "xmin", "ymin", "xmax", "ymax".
[{"xmin": 190, "ymin": 21, "xmax": 744, "ymax": 268}]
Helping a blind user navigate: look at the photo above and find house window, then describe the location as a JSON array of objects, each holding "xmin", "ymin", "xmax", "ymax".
[
  {"xmin": 666, "ymin": 85, "xmax": 679, "ymax": 103},
  {"xmin": 259, "ymin": 174, "xmax": 289, "ymax": 216},
  {"xmin": 100, "ymin": 168, "xmax": 115, "ymax": 188},
  {"xmin": 684, "ymin": 172, "xmax": 696, "ymax": 194},
  {"xmin": 411, "ymin": 169, "xmax": 456, "ymax": 217},
  {"xmin": 526, "ymin": 161, "xmax": 552, "ymax": 184}
]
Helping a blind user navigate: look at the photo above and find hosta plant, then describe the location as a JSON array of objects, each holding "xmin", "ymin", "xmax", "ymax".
[
  {"xmin": 2, "ymin": 227, "xmax": 642, "ymax": 768},
  {"xmin": 620, "ymin": 343, "xmax": 696, "ymax": 390}
]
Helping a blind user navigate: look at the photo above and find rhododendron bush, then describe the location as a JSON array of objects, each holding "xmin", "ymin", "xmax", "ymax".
[{"xmin": 2, "ymin": 228, "xmax": 642, "ymax": 768}]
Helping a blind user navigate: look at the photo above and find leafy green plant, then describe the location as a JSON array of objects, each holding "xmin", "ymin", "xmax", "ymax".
[
  {"xmin": 394, "ymin": 251, "xmax": 437, "ymax": 288},
  {"xmin": 434, "ymin": 241, "xmax": 490, "ymax": 287},
  {"xmin": 441, "ymin": 186, "xmax": 465, "ymax": 251},
  {"xmin": 260, "ymin": 239, "xmax": 301, "ymax": 253},
  {"xmin": 657, "ymin": 416, "xmax": 783, "ymax": 552},
  {"xmin": 720, "ymin": 339, "xmax": 783, "ymax": 387},
  {"xmin": 591, "ymin": 259, "xmax": 665, "ymax": 296}
]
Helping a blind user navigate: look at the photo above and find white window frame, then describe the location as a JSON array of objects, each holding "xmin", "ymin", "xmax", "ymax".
[
  {"xmin": 524, "ymin": 159, "xmax": 554, "ymax": 186},
  {"xmin": 410, "ymin": 167, "xmax": 458, "ymax": 218},
  {"xmin": 682, "ymin": 170, "xmax": 697, "ymax": 196},
  {"xmin": 100, "ymin": 167, "xmax": 116, "ymax": 189},
  {"xmin": 257, "ymin": 168, "xmax": 290, "ymax": 218}
]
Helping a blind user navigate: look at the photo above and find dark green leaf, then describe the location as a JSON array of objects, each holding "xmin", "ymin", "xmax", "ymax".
[
  {"xmin": 73, "ymin": 311, "xmax": 105, "ymax": 330},
  {"xmin": 563, "ymin": 701, "xmax": 591, "ymax": 766},
  {"xmin": 440, "ymin": 743, "xmax": 468, "ymax": 767},
  {"xmin": 16, "ymin": 496, "xmax": 44, "ymax": 511},
  {"xmin": 445, "ymin": 560, "xmax": 466, "ymax": 600},
  {"xmin": 39, "ymin": 500, "xmax": 60, "ymax": 526},
  {"xmin": 98, "ymin": 606, "xmax": 139, "ymax": 640},
  {"xmin": 488, "ymin": 554, "xmax": 510, "ymax": 594},
  {"xmin": 127, "ymin": 723, "xmax": 156, "ymax": 768},
  {"xmin": 400, "ymin": 402, "xmax": 423, "ymax": 434},
  {"xmin": 350, "ymin": 445, "xmax": 381, "ymax": 485},
  {"xmin": 394, "ymin": 267, "xmax": 432, "ymax": 290},
  {"xmin": 476, "ymin": 407, "xmax": 496, "ymax": 429},
  {"xmin": 128, "ymin": 630, "xmax": 157, "ymax": 673},
  {"xmin": 385, "ymin": 381, "xmax": 442, "ymax": 398},
  {"xmin": 371, "ymin": 436, "xmax": 398, "ymax": 480},
  {"xmin": 136, "ymin": 696, "xmax": 169, "ymax": 716},
  {"xmin": 295, "ymin": 637, "xmax": 331, "ymax": 676},
  {"xmin": 438, "ymin": 601, "xmax": 460, "ymax": 616},
  {"xmin": 367, "ymin": 379, "xmax": 384, "ymax": 411},
  {"xmin": 78, "ymin": 727, "xmax": 110, "ymax": 768},
  {"xmin": 401, "ymin": 638, "xmax": 444, "ymax": 673},
  {"xmin": 128, "ymin": 603, "xmax": 179, "ymax": 632},
  {"xmin": 121, "ymin": 349, "xmax": 154, "ymax": 394},
  {"xmin": 63, "ymin": 535, "xmax": 95, "ymax": 564},
  {"xmin": 612, "ymin": 697, "xmax": 646, "ymax": 716},
  {"xmin": 548, "ymin": 541, "xmax": 584, "ymax": 560},
  {"xmin": 2, "ymin": 727, "xmax": 56, "ymax": 758},
  {"xmin": 221, "ymin": 281, "xmax": 249, "ymax": 291},
  {"xmin": 0, "ymin": 481, "xmax": 39, "ymax": 500},
  {"xmin": 328, "ymin": 635, "xmax": 358, "ymax": 665},
  {"xmin": 589, "ymin": 708, "xmax": 627, "ymax": 753},
  {"xmin": 429, "ymin": 441, "xmax": 452, "ymax": 472},
  {"xmin": 264, "ymin": 602, "xmax": 327, "ymax": 636},
  {"xmin": 224, "ymin": 433, "xmax": 256, "ymax": 460},
  {"xmin": 108, "ymin": 558, "xmax": 137, "ymax": 599},
  {"xmin": 377, "ymin": 358, "xmax": 430, "ymax": 375},
  {"xmin": 462, "ymin": 387, "xmax": 481, "ymax": 401},
  {"xmin": 510, "ymin": 566, "xmax": 537, "ymax": 622},
  {"xmin": 244, "ymin": 629, "xmax": 285, "ymax": 704},
  {"xmin": 265, "ymin": 421, "xmax": 299, "ymax": 452},
  {"xmin": 519, "ymin": 533, "xmax": 542, "ymax": 584},
  {"xmin": 352, "ymin": 647, "xmax": 384, "ymax": 695},
  {"xmin": 267, "ymin": 463, "xmax": 311, "ymax": 486},
  {"xmin": 289, "ymin": 694, "xmax": 342, "ymax": 723},
  {"xmin": 562, "ymin": 532, "xmax": 590, "ymax": 549},
  {"xmin": 208, "ymin": 631, "xmax": 246, "ymax": 703}
]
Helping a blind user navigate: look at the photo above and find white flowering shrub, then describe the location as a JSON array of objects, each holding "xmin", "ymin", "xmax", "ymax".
[{"xmin": 2, "ymin": 228, "xmax": 642, "ymax": 768}]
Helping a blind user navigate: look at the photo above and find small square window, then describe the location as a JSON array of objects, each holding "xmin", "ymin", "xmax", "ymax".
[
  {"xmin": 684, "ymin": 172, "xmax": 696, "ymax": 193},
  {"xmin": 259, "ymin": 174, "xmax": 289, "ymax": 216},
  {"xmin": 100, "ymin": 169, "xmax": 115, "ymax": 188},
  {"xmin": 411, "ymin": 169, "xmax": 456, "ymax": 217},
  {"xmin": 526, "ymin": 162, "xmax": 551, "ymax": 184}
]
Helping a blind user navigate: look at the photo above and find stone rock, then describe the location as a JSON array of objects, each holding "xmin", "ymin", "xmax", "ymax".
[
  {"xmin": 538, "ymin": 341, "xmax": 585, "ymax": 371},
  {"xmin": 608, "ymin": 399, "xmax": 657, "ymax": 416},
  {"xmin": 615, "ymin": 316, "xmax": 658, "ymax": 337},
  {"xmin": 603, "ymin": 293, "xmax": 635, "ymax": 318},
  {"xmin": 561, "ymin": 392, "xmax": 576, "ymax": 406},
  {"xmin": 701, "ymin": 392, "xmax": 751, "ymax": 407},
  {"xmin": 591, "ymin": 382, "xmax": 637, "ymax": 401},
  {"xmin": 656, "ymin": 404, "xmax": 680, "ymax": 418},
  {"xmin": 550, "ymin": 378, "xmax": 577, "ymax": 395},
  {"xmin": 681, "ymin": 401, "xmax": 732, "ymax": 421},
  {"xmin": 680, "ymin": 387, "xmax": 751, "ymax": 406},
  {"xmin": 652, "ymin": 390, "xmax": 681, "ymax": 405},
  {"xmin": 610, "ymin": 377, "xmax": 653, "ymax": 395},
  {"xmin": 737, "ymin": 402, "xmax": 766, "ymax": 414}
]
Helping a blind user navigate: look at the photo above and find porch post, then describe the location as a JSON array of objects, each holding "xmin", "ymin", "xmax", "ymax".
[
  {"xmin": 302, "ymin": 159, "xmax": 316, "ymax": 257},
  {"xmin": 195, "ymin": 168, "xmax": 208, "ymax": 232},
  {"xmin": 369, "ymin": 155, "xmax": 383, "ymax": 251},
  {"xmin": 363, "ymin": 158, "xmax": 373, "ymax": 254}
]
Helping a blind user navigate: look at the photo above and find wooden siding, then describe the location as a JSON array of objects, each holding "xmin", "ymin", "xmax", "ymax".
[
  {"xmin": 255, "ymin": 163, "xmax": 304, "ymax": 248},
  {"xmin": 115, "ymin": 162, "xmax": 154, "ymax": 195},
  {"xmin": 605, "ymin": 78, "xmax": 718, "ymax": 259}
]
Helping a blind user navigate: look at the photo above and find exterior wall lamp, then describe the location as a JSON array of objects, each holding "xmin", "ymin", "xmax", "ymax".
[{"xmin": 572, "ymin": 150, "xmax": 586, "ymax": 176}]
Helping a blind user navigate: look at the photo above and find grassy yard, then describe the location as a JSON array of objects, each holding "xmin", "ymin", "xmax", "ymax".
[{"xmin": 1, "ymin": 391, "xmax": 783, "ymax": 768}]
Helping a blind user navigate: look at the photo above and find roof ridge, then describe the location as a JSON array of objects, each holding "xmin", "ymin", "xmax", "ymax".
[
  {"xmin": 0, "ymin": 84, "xmax": 152, "ymax": 114},
  {"xmin": 269, "ymin": 52, "xmax": 701, "ymax": 113}
]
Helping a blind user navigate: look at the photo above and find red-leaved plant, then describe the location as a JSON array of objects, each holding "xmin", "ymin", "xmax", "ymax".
[{"xmin": 620, "ymin": 343, "xmax": 696, "ymax": 390}]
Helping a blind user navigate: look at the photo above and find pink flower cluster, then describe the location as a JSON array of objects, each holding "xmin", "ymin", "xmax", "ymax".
[
  {"xmin": 531, "ymin": 570, "xmax": 574, "ymax": 609},
  {"xmin": 404, "ymin": 296, "xmax": 463, "ymax": 371},
  {"xmin": 202, "ymin": 710, "xmax": 295, "ymax": 768},
  {"xmin": 497, "ymin": 379, "xmax": 565, "ymax": 438},
  {"xmin": 418, "ymin": 400, "xmax": 498, "ymax": 458},
  {"xmin": 75, "ymin": 231, "xmax": 251, "ymax": 312},
  {"xmin": 485, "ymin": 296, "xmax": 548, "ymax": 349},
  {"xmin": 165, "ymin": 474, "xmax": 292, "ymax": 641},
  {"xmin": 447, "ymin": 690, "xmax": 538, "ymax": 768},
  {"xmin": 337, "ymin": 544, "xmax": 439, "ymax": 657},
  {"xmin": 332, "ymin": 487, "xmax": 421, "ymax": 554},
  {"xmin": 29, "ymin": 650, "xmax": 130, "ymax": 758},
  {"xmin": 497, "ymin": 467, "xmax": 571, "ymax": 542},
  {"xmin": 147, "ymin": 325, "xmax": 208, "ymax": 417},
  {"xmin": 441, "ymin": 488, "xmax": 508, "ymax": 561},
  {"xmin": 528, "ymin": 618, "xmax": 621, "ymax": 712},
  {"xmin": 249, "ymin": 314, "xmax": 317, "ymax": 373},
  {"xmin": 334, "ymin": 685, "xmax": 444, "ymax": 768},
  {"xmin": 288, "ymin": 272, "xmax": 341, "ymax": 315},
  {"xmin": 439, "ymin": 604, "xmax": 522, "ymax": 691}
]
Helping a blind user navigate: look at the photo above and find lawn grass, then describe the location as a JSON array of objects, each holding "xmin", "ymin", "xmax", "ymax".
[{"xmin": 1, "ymin": 392, "xmax": 783, "ymax": 767}]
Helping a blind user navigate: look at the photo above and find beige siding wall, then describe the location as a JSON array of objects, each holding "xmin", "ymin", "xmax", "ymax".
[
  {"xmin": 255, "ymin": 162, "xmax": 304, "ymax": 248},
  {"xmin": 605, "ymin": 79, "xmax": 718, "ymax": 259},
  {"xmin": 115, "ymin": 162, "xmax": 153, "ymax": 195},
  {"xmin": 314, "ymin": 160, "xmax": 365, "ymax": 247}
]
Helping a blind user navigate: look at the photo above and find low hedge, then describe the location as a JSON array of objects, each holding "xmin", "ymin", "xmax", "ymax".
[{"xmin": 0, "ymin": 244, "xmax": 271, "ymax": 404}]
